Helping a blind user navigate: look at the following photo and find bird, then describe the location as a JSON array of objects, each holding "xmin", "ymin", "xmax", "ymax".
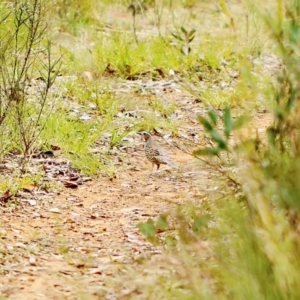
[{"xmin": 137, "ymin": 131, "xmax": 178, "ymax": 171}]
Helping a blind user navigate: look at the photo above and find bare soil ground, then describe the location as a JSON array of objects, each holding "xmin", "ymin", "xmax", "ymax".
[
  {"xmin": 0, "ymin": 148, "xmax": 208, "ymax": 299},
  {"xmin": 0, "ymin": 90, "xmax": 204, "ymax": 297},
  {"xmin": 0, "ymin": 95, "xmax": 272, "ymax": 300}
]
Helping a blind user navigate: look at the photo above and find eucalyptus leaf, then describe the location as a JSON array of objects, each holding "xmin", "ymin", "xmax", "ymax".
[
  {"xmin": 198, "ymin": 116, "xmax": 213, "ymax": 131},
  {"xmin": 224, "ymin": 107, "xmax": 232, "ymax": 138},
  {"xmin": 208, "ymin": 110, "xmax": 218, "ymax": 125},
  {"xmin": 232, "ymin": 115, "xmax": 249, "ymax": 130},
  {"xmin": 156, "ymin": 215, "xmax": 168, "ymax": 231},
  {"xmin": 137, "ymin": 218, "xmax": 156, "ymax": 237},
  {"xmin": 193, "ymin": 147, "xmax": 220, "ymax": 156},
  {"xmin": 181, "ymin": 26, "xmax": 187, "ymax": 34},
  {"xmin": 209, "ymin": 130, "xmax": 228, "ymax": 149}
]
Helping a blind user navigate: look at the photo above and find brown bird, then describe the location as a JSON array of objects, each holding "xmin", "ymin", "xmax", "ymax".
[{"xmin": 137, "ymin": 131, "xmax": 178, "ymax": 171}]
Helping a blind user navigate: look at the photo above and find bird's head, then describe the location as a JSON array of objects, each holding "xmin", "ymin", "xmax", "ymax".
[{"xmin": 137, "ymin": 131, "xmax": 152, "ymax": 142}]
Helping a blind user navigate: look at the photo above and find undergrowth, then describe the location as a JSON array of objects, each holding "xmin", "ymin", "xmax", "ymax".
[
  {"xmin": 135, "ymin": 1, "xmax": 300, "ymax": 299},
  {"xmin": 1, "ymin": 0, "xmax": 298, "ymax": 299}
]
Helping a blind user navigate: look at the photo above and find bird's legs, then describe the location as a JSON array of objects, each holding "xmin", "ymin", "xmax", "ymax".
[{"xmin": 150, "ymin": 163, "xmax": 160, "ymax": 173}]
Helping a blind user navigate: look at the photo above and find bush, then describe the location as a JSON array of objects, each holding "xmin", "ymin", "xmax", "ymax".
[{"xmin": 0, "ymin": 0, "xmax": 61, "ymax": 169}]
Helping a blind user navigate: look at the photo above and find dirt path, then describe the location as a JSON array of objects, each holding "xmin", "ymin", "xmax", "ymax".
[
  {"xmin": 0, "ymin": 138, "xmax": 216, "ymax": 299},
  {"xmin": 0, "ymin": 97, "xmax": 273, "ymax": 300}
]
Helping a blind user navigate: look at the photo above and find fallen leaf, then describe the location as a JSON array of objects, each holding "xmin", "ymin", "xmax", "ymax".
[
  {"xmin": 29, "ymin": 257, "xmax": 37, "ymax": 266},
  {"xmin": 91, "ymin": 213, "xmax": 99, "ymax": 219},
  {"xmin": 15, "ymin": 242, "xmax": 26, "ymax": 248},
  {"xmin": 50, "ymin": 145, "xmax": 61, "ymax": 151},
  {"xmin": 0, "ymin": 190, "xmax": 12, "ymax": 203},
  {"xmin": 49, "ymin": 208, "xmax": 61, "ymax": 213},
  {"xmin": 63, "ymin": 181, "xmax": 78, "ymax": 188},
  {"xmin": 28, "ymin": 200, "xmax": 37, "ymax": 206}
]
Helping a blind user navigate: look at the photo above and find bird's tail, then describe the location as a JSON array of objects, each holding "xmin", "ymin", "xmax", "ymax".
[{"xmin": 161, "ymin": 157, "xmax": 179, "ymax": 168}]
